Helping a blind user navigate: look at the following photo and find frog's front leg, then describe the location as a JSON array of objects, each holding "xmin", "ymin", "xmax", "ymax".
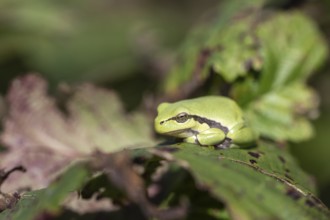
[
  {"xmin": 185, "ymin": 128, "xmax": 226, "ymax": 146},
  {"xmin": 227, "ymin": 122, "xmax": 257, "ymax": 148}
]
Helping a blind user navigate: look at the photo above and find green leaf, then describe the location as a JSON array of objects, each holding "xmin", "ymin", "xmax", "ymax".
[
  {"xmin": 231, "ymin": 12, "xmax": 327, "ymax": 142},
  {"xmin": 246, "ymin": 83, "xmax": 318, "ymax": 142},
  {"xmin": 153, "ymin": 143, "xmax": 329, "ymax": 220},
  {"xmin": 206, "ymin": 17, "xmax": 262, "ymax": 83},
  {"xmin": 162, "ymin": 0, "xmax": 266, "ymax": 94},
  {"xmin": 230, "ymin": 12, "xmax": 327, "ymax": 105},
  {"xmin": 0, "ymin": 163, "xmax": 89, "ymax": 220},
  {"xmin": 256, "ymin": 12, "xmax": 327, "ymax": 95}
]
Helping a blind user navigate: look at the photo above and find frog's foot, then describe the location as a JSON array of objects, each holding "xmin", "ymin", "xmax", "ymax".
[
  {"xmin": 195, "ymin": 128, "xmax": 226, "ymax": 146},
  {"xmin": 184, "ymin": 136, "xmax": 198, "ymax": 144},
  {"xmin": 215, "ymin": 137, "xmax": 232, "ymax": 149},
  {"xmin": 226, "ymin": 122, "xmax": 258, "ymax": 148}
]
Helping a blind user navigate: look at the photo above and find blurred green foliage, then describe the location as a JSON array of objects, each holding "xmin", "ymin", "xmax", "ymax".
[
  {"xmin": 0, "ymin": 0, "xmax": 330, "ymax": 219},
  {"xmin": 0, "ymin": 0, "xmax": 218, "ymax": 90}
]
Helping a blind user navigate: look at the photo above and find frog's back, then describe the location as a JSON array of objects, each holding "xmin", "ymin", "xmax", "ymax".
[{"xmin": 180, "ymin": 96, "xmax": 244, "ymax": 127}]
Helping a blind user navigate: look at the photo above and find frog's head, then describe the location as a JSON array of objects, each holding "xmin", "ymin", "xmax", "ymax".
[{"xmin": 154, "ymin": 102, "xmax": 196, "ymax": 138}]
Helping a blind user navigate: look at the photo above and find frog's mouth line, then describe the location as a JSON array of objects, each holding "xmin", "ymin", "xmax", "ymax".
[{"xmin": 162, "ymin": 128, "xmax": 199, "ymax": 136}]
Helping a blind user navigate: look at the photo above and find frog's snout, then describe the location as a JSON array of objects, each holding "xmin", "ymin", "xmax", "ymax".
[{"xmin": 154, "ymin": 117, "xmax": 163, "ymax": 133}]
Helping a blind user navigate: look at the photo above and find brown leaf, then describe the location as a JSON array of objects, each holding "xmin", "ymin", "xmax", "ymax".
[
  {"xmin": 0, "ymin": 95, "xmax": 4, "ymax": 120},
  {"xmin": 0, "ymin": 74, "xmax": 154, "ymax": 192}
]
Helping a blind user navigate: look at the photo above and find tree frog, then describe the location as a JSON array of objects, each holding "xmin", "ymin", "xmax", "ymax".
[{"xmin": 154, "ymin": 96, "xmax": 257, "ymax": 148}]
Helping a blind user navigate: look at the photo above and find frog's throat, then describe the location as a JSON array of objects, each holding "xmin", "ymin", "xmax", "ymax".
[{"xmin": 165, "ymin": 115, "xmax": 229, "ymax": 134}]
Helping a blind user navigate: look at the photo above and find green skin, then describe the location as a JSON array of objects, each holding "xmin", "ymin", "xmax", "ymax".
[{"xmin": 154, "ymin": 96, "xmax": 257, "ymax": 148}]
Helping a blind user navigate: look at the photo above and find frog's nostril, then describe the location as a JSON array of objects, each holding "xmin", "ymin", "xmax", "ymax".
[{"xmin": 160, "ymin": 121, "xmax": 164, "ymax": 125}]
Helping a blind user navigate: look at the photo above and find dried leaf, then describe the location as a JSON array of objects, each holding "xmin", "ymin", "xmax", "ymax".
[
  {"xmin": 0, "ymin": 74, "xmax": 154, "ymax": 192},
  {"xmin": 0, "ymin": 95, "xmax": 4, "ymax": 120}
]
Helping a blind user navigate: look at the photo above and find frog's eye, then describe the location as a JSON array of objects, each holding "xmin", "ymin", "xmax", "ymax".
[{"xmin": 175, "ymin": 113, "xmax": 189, "ymax": 123}]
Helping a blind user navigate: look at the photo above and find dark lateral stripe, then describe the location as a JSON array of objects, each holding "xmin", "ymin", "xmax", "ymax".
[
  {"xmin": 166, "ymin": 114, "xmax": 229, "ymax": 134},
  {"xmin": 191, "ymin": 115, "xmax": 229, "ymax": 134}
]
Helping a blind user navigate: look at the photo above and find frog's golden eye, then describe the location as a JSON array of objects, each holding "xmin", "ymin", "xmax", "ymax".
[{"xmin": 175, "ymin": 113, "xmax": 189, "ymax": 123}]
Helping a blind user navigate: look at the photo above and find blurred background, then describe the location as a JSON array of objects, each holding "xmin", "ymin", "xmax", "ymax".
[{"xmin": 0, "ymin": 0, "xmax": 329, "ymax": 206}]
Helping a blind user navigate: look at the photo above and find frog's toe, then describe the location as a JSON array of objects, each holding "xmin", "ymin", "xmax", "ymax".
[{"xmin": 215, "ymin": 138, "xmax": 232, "ymax": 149}]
